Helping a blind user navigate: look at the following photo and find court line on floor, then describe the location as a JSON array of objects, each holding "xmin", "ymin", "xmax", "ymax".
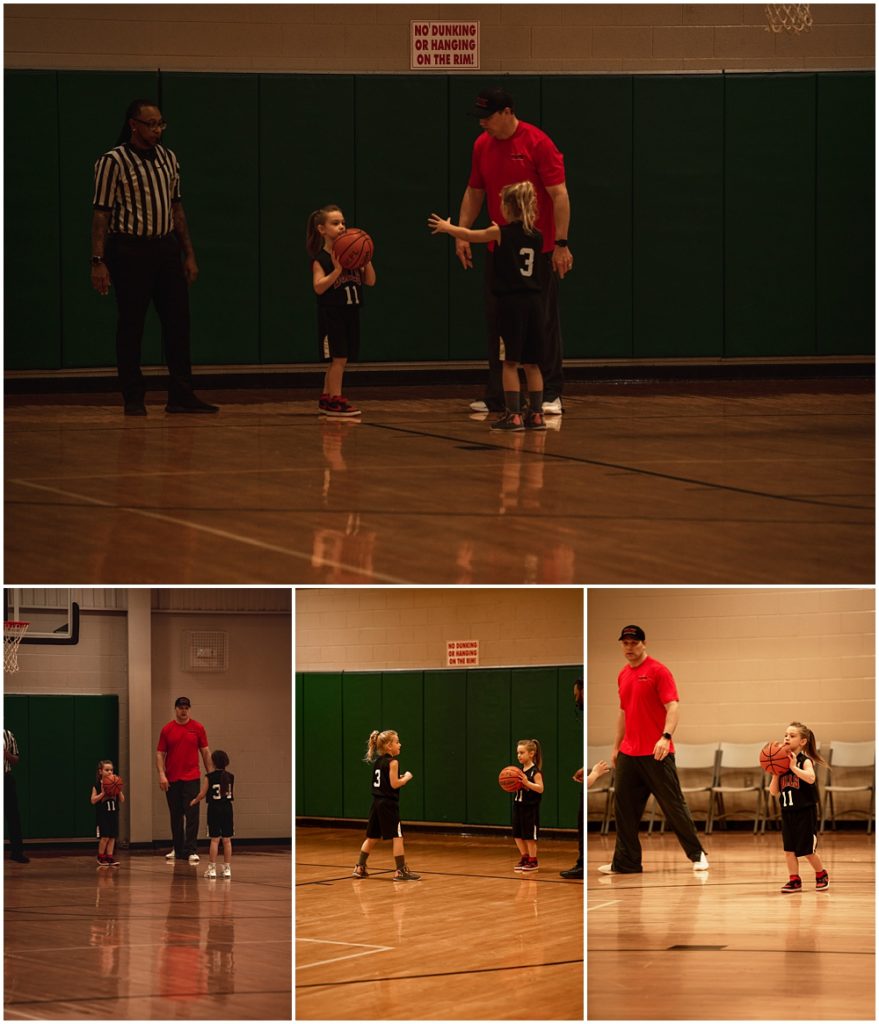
[
  {"xmin": 587, "ymin": 900, "xmax": 621, "ymax": 911},
  {"xmin": 295, "ymin": 957, "xmax": 583, "ymax": 989},
  {"xmin": 297, "ymin": 938, "xmax": 393, "ymax": 970},
  {"xmin": 363, "ymin": 422, "xmax": 873, "ymax": 511},
  {"xmin": 6, "ymin": 480, "xmax": 409, "ymax": 583}
]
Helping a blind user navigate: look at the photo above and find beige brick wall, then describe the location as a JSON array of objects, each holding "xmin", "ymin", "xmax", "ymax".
[
  {"xmin": 588, "ymin": 588, "xmax": 875, "ymax": 818},
  {"xmin": 4, "ymin": 4, "xmax": 874, "ymax": 72},
  {"xmin": 295, "ymin": 587, "xmax": 583, "ymax": 670}
]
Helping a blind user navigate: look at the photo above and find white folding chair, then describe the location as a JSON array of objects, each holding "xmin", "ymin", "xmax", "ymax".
[
  {"xmin": 820, "ymin": 740, "xmax": 875, "ymax": 834},
  {"xmin": 707, "ymin": 742, "xmax": 767, "ymax": 834},
  {"xmin": 648, "ymin": 742, "xmax": 719, "ymax": 834},
  {"xmin": 586, "ymin": 746, "xmax": 614, "ymax": 835}
]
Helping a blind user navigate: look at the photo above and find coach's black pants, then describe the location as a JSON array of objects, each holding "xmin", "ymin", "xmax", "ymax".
[
  {"xmin": 4, "ymin": 774, "xmax": 24, "ymax": 856},
  {"xmin": 482, "ymin": 251, "xmax": 564, "ymax": 408},
  {"xmin": 165, "ymin": 779, "xmax": 201, "ymax": 858},
  {"xmin": 611, "ymin": 752, "xmax": 704, "ymax": 872},
  {"xmin": 105, "ymin": 234, "xmax": 195, "ymax": 406}
]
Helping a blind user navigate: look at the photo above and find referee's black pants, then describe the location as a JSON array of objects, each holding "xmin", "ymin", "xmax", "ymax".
[
  {"xmin": 4, "ymin": 774, "xmax": 25, "ymax": 856},
  {"xmin": 482, "ymin": 250, "xmax": 564, "ymax": 408},
  {"xmin": 105, "ymin": 234, "xmax": 195, "ymax": 406},
  {"xmin": 611, "ymin": 752, "xmax": 705, "ymax": 872},
  {"xmin": 165, "ymin": 779, "xmax": 201, "ymax": 858}
]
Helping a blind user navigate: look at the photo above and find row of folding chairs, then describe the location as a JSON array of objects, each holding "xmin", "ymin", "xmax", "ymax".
[{"xmin": 587, "ymin": 740, "xmax": 875, "ymax": 835}]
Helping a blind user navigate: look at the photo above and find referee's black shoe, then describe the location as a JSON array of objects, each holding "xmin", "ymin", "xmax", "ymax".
[
  {"xmin": 10, "ymin": 852, "xmax": 30, "ymax": 863},
  {"xmin": 124, "ymin": 401, "xmax": 147, "ymax": 416},
  {"xmin": 165, "ymin": 396, "xmax": 219, "ymax": 414},
  {"xmin": 560, "ymin": 861, "xmax": 583, "ymax": 879}
]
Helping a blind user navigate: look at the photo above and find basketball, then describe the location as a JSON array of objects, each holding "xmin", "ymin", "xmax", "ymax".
[
  {"xmin": 759, "ymin": 741, "xmax": 791, "ymax": 775},
  {"xmin": 498, "ymin": 765, "xmax": 523, "ymax": 792},
  {"xmin": 103, "ymin": 774, "xmax": 123, "ymax": 798},
  {"xmin": 333, "ymin": 228, "xmax": 374, "ymax": 270}
]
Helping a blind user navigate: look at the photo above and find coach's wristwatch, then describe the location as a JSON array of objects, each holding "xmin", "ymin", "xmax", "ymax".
[
  {"xmin": 91, "ymin": 255, "xmax": 105, "ymax": 265},
  {"xmin": 554, "ymin": 239, "xmax": 569, "ymax": 247},
  {"xmin": 662, "ymin": 732, "xmax": 673, "ymax": 740}
]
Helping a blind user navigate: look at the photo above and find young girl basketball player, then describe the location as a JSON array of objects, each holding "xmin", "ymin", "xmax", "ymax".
[
  {"xmin": 190, "ymin": 749, "xmax": 234, "ymax": 878},
  {"xmin": 429, "ymin": 181, "xmax": 547, "ymax": 432},
  {"xmin": 353, "ymin": 729, "xmax": 420, "ymax": 881},
  {"xmin": 512, "ymin": 739, "xmax": 544, "ymax": 872},
  {"xmin": 768, "ymin": 722, "xmax": 829, "ymax": 893},
  {"xmin": 90, "ymin": 760, "xmax": 124, "ymax": 867},
  {"xmin": 306, "ymin": 205, "xmax": 376, "ymax": 419}
]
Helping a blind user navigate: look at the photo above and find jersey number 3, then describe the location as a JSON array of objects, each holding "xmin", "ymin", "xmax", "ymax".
[
  {"xmin": 373, "ymin": 769, "xmax": 381, "ymax": 788},
  {"xmin": 518, "ymin": 248, "xmax": 535, "ymax": 278}
]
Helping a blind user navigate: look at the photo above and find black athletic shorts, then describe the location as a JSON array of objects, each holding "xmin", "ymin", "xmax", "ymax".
[
  {"xmin": 208, "ymin": 803, "xmax": 234, "ymax": 839},
  {"xmin": 96, "ymin": 806, "xmax": 119, "ymax": 839},
  {"xmin": 366, "ymin": 798, "xmax": 402, "ymax": 840},
  {"xmin": 318, "ymin": 306, "xmax": 360, "ymax": 362},
  {"xmin": 781, "ymin": 805, "xmax": 818, "ymax": 857},
  {"xmin": 511, "ymin": 801, "xmax": 540, "ymax": 841},
  {"xmin": 496, "ymin": 292, "xmax": 544, "ymax": 366}
]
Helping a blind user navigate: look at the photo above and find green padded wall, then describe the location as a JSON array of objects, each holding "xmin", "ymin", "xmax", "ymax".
[
  {"xmin": 725, "ymin": 74, "xmax": 817, "ymax": 356},
  {"xmin": 296, "ymin": 665, "xmax": 583, "ymax": 829},
  {"xmin": 815, "ymin": 73, "xmax": 874, "ymax": 355},
  {"xmin": 4, "ymin": 694, "xmax": 118, "ymax": 840},
  {"xmin": 5, "ymin": 70, "xmax": 873, "ymax": 370},
  {"xmin": 634, "ymin": 76, "xmax": 724, "ymax": 357},
  {"xmin": 4, "ymin": 71, "xmax": 62, "ymax": 370},
  {"xmin": 543, "ymin": 77, "xmax": 633, "ymax": 359}
]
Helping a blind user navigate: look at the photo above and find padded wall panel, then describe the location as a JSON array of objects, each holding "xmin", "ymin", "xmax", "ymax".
[
  {"xmin": 556, "ymin": 667, "xmax": 584, "ymax": 829},
  {"xmin": 633, "ymin": 76, "xmax": 724, "ymax": 357},
  {"xmin": 260, "ymin": 75, "xmax": 355, "ymax": 364},
  {"xmin": 725, "ymin": 74, "xmax": 816, "ymax": 356},
  {"xmin": 301, "ymin": 674, "xmax": 343, "ymax": 817},
  {"xmin": 73, "ymin": 696, "xmax": 119, "ymax": 836},
  {"xmin": 466, "ymin": 669, "xmax": 511, "ymax": 825},
  {"xmin": 511, "ymin": 667, "xmax": 559, "ymax": 826},
  {"xmin": 816, "ymin": 73, "xmax": 874, "ymax": 355},
  {"xmin": 542, "ymin": 76, "xmax": 633, "ymax": 358},
  {"xmin": 423, "ymin": 670, "xmax": 468, "ymax": 823},
  {"xmin": 4, "ymin": 71, "xmax": 62, "ymax": 370},
  {"xmin": 340, "ymin": 672, "xmax": 381, "ymax": 819},
  {"xmin": 161, "ymin": 73, "xmax": 260, "ymax": 365},
  {"xmin": 381, "ymin": 671, "xmax": 425, "ymax": 821}
]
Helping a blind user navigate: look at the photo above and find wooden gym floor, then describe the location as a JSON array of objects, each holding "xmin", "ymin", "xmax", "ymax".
[
  {"xmin": 4, "ymin": 379, "xmax": 872, "ymax": 585},
  {"xmin": 4, "ymin": 847, "xmax": 292, "ymax": 1020},
  {"xmin": 295, "ymin": 826, "xmax": 583, "ymax": 1020},
  {"xmin": 587, "ymin": 831, "xmax": 875, "ymax": 1020}
]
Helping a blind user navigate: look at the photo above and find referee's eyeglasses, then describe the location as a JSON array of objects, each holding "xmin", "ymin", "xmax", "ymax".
[{"xmin": 133, "ymin": 118, "xmax": 168, "ymax": 130}]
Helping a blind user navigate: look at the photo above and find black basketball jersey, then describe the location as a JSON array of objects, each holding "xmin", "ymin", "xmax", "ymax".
[
  {"xmin": 491, "ymin": 222, "xmax": 543, "ymax": 295},
  {"xmin": 206, "ymin": 769, "xmax": 234, "ymax": 802},
  {"xmin": 95, "ymin": 783, "xmax": 120, "ymax": 822},
  {"xmin": 513, "ymin": 764, "xmax": 542, "ymax": 805},
  {"xmin": 314, "ymin": 248, "xmax": 364, "ymax": 308},
  {"xmin": 371, "ymin": 753, "xmax": 399, "ymax": 801},
  {"xmin": 778, "ymin": 752, "xmax": 818, "ymax": 812}
]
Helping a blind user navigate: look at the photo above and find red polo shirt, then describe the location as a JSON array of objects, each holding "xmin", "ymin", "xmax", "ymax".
[
  {"xmin": 157, "ymin": 718, "xmax": 208, "ymax": 782},
  {"xmin": 618, "ymin": 656, "xmax": 679, "ymax": 756}
]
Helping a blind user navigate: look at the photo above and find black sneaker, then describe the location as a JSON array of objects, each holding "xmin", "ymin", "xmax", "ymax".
[
  {"xmin": 781, "ymin": 875, "xmax": 803, "ymax": 894},
  {"xmin": 490, "ymin": 412, "xmax": 524, "ymax": 432},
  {"xmin": 124, "ymin": 402, "xmax": 147, "ymax": 416},
  {"xmin": 165, "ymin": 397, "xmax": 219, "ymax": 414},
  {"xmin": 393, "ymin": 866, "xmax": 421, "ymax": 881},
  {"xmin": 352, "ymin": 864, "xmax": 369, "ymax": 878},
  {"xmin": 10, "ymin": 852, "xmax": 30, "ymax": 864},
  {"xmin": 560, "ymin": 862, "xmax": 583, "ymax": 879}
]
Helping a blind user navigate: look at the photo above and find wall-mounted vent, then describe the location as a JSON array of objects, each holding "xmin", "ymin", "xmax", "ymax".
[{"xmin": 183, "ymin": 631, "xmax": 228, "ymax": 672}]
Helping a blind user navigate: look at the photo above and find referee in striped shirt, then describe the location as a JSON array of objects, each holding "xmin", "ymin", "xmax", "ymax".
[
  {"xmin": 91, "ymin": 98, "xmax": 218, "ymax": 416},
  {"xmin": 4, "ymin": 728, "xmax": 29, "ymax": 862}
]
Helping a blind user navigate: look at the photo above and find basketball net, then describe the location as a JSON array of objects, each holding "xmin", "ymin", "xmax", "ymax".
[
  {"xmin": 4, "ymin": 622, "xmax": 29, "ymax": 674},
  {"xmin": 764, "ymin": 4, "xmax": 813, "ymax": 33}
]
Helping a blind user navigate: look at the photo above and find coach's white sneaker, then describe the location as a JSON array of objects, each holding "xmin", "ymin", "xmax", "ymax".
[
  {"xmin": 542, "ymin": 397, "xmax": 563, "ymax": 415},
  {"xmin": 188, "ymin": 854, "xmax": 200, "ymax": 865},
  {"xmin": 165, "ymin": 850, "xmax": 175, "ymax": 861},
  {"xmin": 469, "ymin": 400, "xmax": 489, "ymax": 413},
  {"xmin": 598, "ymin": 863, "xmax": 617, "ymax": 873},
  {"xmin": 692, "ymin": 852, "xmax": 710, "ymax": 871}
]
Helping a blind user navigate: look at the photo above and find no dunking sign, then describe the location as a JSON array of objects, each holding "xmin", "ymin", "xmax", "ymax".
[
  {"xmin": 411, "ymin": 21, "xmax": 480, "ymax": 69},
  {"xmin": 447, "ymin": 640, "xmax": 479, "ymax": 666}
]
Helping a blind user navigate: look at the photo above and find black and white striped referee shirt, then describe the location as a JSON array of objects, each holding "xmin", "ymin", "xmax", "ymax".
[
  {"xmin": 93, "ymin": 142, "xmax": 182, "ymax": 238},
  {"xmin": 3, "ymin": 729, "xmax": 19, "ymax": 773}
]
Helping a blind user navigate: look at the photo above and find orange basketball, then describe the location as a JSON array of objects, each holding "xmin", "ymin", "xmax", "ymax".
[
  {"xmin": 498, "ymin": 766, "xmax": 524, "ymax": 792},
  {"xmin": 759, "ymin": 741, "xmax": 791, "ymax": 775},
  {"xmin": 102, "ymin": 774, "xmax": 123, "ymax": 798},
  {"xmin": 333, "ymin": 228, "xmax": 374, "ymax": 270}
]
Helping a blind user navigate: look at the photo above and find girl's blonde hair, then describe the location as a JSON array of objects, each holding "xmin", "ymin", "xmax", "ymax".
[
  {"xmin": 517, "ymin": 738, "xmax": 543, "ymax": 772},
  {"xmin": 305, "ymin": 204, "xmax": 343, "ymax": 258},
  {"xmin": 363, "ymin": 729, "xmax": 398, "ymax": 764},
  {"xmin": 788, "ymin": 722, "xmax": 827, "ymax": 768},
  {"xmin": 500, "ymin": 181, "xmax": 539, "ymax": 235}
]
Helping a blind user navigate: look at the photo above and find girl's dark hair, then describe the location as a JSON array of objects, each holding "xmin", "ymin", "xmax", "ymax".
[
  {"xmin": 96, "ymin": 759, "xmax": 114, "ymax": 786},
  {"xmin": 574, "ymin": 678, "xmax": 584, "ymax": 710},
  {"xmin": 306, "ymin": 205, "xmax": 343, "ymax": 258},
  {"xmin": 517, "ymin": 738, "xmax": 543, "ymax": 772},
  {"xmin": 116, "ymin": 98, "xmax": 158, "ymax": 146},
  {"xmin": 211, "ymin": 750, "xmax": 232, "ymax": 798},
  {"xmin": 788, "ymin": 722, "xmax": 827, "ymax": 769},
  {"xmin": 211, "ymin": 749, "xmax": 230, "ymax": 770}
]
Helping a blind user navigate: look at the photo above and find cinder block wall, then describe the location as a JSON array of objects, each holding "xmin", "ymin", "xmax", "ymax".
[
  {"xmin": 295, "ymin": 587, "xmax": 583, "ymax": 670},
  {"xmin": 4, "ymin": 4, "xmax": 874, "ymax": 73},
  {"xmin": 588, "ymin": 588, "xmax": 875, "ymax": 820}
]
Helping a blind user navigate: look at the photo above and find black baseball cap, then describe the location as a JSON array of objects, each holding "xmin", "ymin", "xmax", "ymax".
[
  {"xmin": 470, "ymin": 86, "xmax": 514, "ymax": 118},
  {"xmin": 175, "ymin": 696, "xmax": 191, "ymax": 707},
  {"xmin": 618, "ymin": 625, "xmax": 646, "ymax": 642}
]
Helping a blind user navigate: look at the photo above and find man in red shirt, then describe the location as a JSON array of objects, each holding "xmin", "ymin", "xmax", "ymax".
[
  {"xmin": 455, "ymin": 86, "xmax": 572, "ymax": 416},
  {"xmin": 156, "ymin": 697, "xmax": 211, "ymax": 864},
  {"xmin": 599, "ymin": 626, "xmax": 709, "ymax": 874}
]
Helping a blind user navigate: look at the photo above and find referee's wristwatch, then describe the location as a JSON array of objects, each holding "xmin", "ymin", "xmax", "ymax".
[
  {"xmin": 91, "ymin": 255, "xmax": 105, "ymax": 265},
  {"xmin": 662, "ymin": 732, "xmax": 673, "ymax": 740}
]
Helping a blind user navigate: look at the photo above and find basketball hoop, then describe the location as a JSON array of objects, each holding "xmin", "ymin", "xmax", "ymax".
[
  {"xmin": 4, "ymin": 622, "xmax": 29, "ymax": 674},
  {"xmin": 764, "ymin": 4, "xmax": 813, "ymax": 33}
]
